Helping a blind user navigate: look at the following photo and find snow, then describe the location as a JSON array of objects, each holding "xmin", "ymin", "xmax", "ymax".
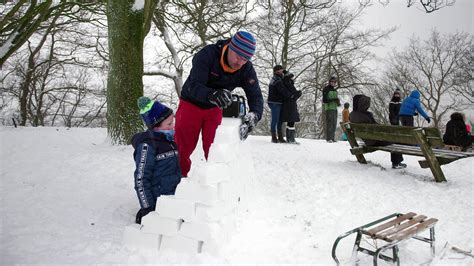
[
  {"xmin": 131, "ymin": 0, "xmax": 144, "ymax": 11},
  {"xmin": 1, "ymin": 126, "xmax": 473, "ymax": 264}
]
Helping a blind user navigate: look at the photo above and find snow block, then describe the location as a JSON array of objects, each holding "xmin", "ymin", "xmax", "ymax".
[
  {"xmin": 195, "ymin": 202, "xmax": 234, "ymax": 222},
  {"xmin": 213, "ymin": 118, "xmax": 241, "ymax": 144},
  {"xmin": 141, "ymin": 212, "xmax": 183, "ymax": 236},
  {"xmin": 193, "ymin": 162, "xmax": 231, "ymax": 185},
  {"xmin": 160, "ymin": 235, "xmax": 203, "ymax": 253},
  {"xmin": 218, "ymin": 181, "xmax": 241, "ymax": 208},
  {"xmin": 123, "ymin": 224, "xmax": 161, "ymax": 251},
  {"xmin": 155, "ymin": 196, "xmax": 196, "ymax": 221},
  {"xmin": 179, "ymin": 221, "xmax": 223, "ymax": 242},
  {"xmin": 207, "ymin": 143, "xmax": 238, "ymax": 163},
  {"xmin": 174, "ymin": 178, "xmax": 219, "ymax": 205}
]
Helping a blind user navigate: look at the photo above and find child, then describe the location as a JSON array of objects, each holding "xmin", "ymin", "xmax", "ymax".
[
  {"xmin": 341, "ymin": 102, "xmax": 350, "ymax": 141},
  {"xmin": 131, "ymin": 96, "xmax": 182, "ymax": 224},
  {"xmin": 342, "ymin": 102, "xmax": 350, "ymax": 123}
]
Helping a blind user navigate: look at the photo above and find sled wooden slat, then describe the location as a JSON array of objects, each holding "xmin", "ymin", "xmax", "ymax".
[
  {"xmin": 376, "ymin": 215, "xmax": 427, "ymax": 239},
  {"xmin": 364, "ymin": 212, "xmax": 416, "ymax": 237},
  {"xmin": 386, "ymin": 218, "xmax": 438, "ymax": 242}
]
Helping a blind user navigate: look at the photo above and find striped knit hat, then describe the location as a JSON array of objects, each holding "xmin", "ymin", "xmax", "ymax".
[
  {"xmin": 137, "ymin": 96, "xmax": 173, "ymax": 129},
  {"xmin": 228, "ymin": 31, "xmax": 256, "ymax": 60}
]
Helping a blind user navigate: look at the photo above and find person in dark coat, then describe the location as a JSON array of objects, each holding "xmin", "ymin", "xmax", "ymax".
[
  {"xmin": 280, "ymin": 70, "xmax": 302, "ymax": 144},
  {"xmin": 443, "ymin": 112, "xmax": 472, "ymax": 151},
  {"xmin": 132, "ymin": 96, "xmax": 182, "ymax": 224},
  {"xmin": 176, "ymin": 31, "xmax": 264, "ymax": 177},
  {"xmin": 389, "ymin": 89, "xmax": 402, "ymax": 125},
  {"xmin": 349, "ymin": 94, "xmax": 406, "ymax": 169},
  {"xmin": 267, "ymin": 65, "xmax": 292, "ymax": 143}
]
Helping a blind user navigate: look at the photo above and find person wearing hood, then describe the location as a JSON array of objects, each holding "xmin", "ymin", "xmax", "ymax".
[
  {"xmin": 349, "ymin": 94, "xmax": 406, "ymax": 169},
  {"xmin": 131, "ymin": 97, "xmax": 182, "ymax": 224},
  {"xmin": 443, "ymin": 112, "xmax": 472, "ymax": 151},
  {"xmin": 399, "ymin": 90, "xmax": 430, "ymax": 127},
  {"xmin": 176, "ymin": 31, "xmax": 264, "ymax": 177},
  {"xmin": 280, "ymin": 69, "xmax": 302, "ymax": 144}
]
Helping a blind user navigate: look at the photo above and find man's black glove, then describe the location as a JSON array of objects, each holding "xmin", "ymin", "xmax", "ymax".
[
  {"xmin": 426, "ymin": 117, "xmax": 431, "ymax": 123},
  {"xmin": 293, "ymin": 90, "xmax": 302, "ymax": 100},
  {"xmin": 208, "ymin": 89, "xmax": 232, "ymax": 108}
]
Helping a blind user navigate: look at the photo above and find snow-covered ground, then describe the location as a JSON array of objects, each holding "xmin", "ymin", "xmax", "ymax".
[{"xmin": 1, "ymin": 126, "xmax": 473, "ymax": 265}]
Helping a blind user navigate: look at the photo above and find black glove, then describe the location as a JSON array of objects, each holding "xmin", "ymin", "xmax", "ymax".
[
  {"xmin": 426, "ymin": 117, "xmax": 431, "ymax": 123},
  {"xmin": 208, "ymin": 89, "xmax": 232, "ymax": 108},
  {"xmin": 294, "ymin": 90, "xmax": 302, "ymax": 99},
  {"xmin": 243, "ymin": 112, "xmax": 258, "ymax": 133}
]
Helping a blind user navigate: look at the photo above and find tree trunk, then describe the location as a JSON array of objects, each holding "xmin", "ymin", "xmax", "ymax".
[{"xmin": 106, "ymin": 1, "xmax": 150, "ymax": 144}]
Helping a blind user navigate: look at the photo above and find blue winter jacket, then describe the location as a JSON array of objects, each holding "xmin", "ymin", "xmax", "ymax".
[
  {"xmin": 180, "ymin": 39, "xmax": 264, "ymax": 120},
  {"xmin": 399, "ymin": 90, "xmax": 429, "ymax": 119},
  {"xmin": 131, "ymin": 130, "xmax": 181, "ymax": 209}
]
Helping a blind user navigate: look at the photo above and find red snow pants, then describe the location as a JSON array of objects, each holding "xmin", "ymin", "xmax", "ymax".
[{"xmin": 175, "ymin": 99, "xmax": 222, "ymax": 177}]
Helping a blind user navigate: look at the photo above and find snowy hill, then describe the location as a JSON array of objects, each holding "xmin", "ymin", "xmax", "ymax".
[{"xmin": 1, "ymin": 126, "xmax": 473, "ymax": 264}]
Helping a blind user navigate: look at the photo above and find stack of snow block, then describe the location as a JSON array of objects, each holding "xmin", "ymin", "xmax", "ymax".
[{"xmin": 123, "ymin": 118, "xmax": 255, "ymax": 254}]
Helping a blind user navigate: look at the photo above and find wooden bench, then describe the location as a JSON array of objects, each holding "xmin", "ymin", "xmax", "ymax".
[
  {"xmin": 340, "ymin": 122, "xmax": 474, "ymax": 182},
  {"xmin": 332, "ymin": 212, "xmax": 438, "ymax": 265}
]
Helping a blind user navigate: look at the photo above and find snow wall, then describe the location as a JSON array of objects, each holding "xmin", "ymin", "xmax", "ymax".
[{"xmin": 122, "ymin": 118, "xmax": 256, "ymax": 254}]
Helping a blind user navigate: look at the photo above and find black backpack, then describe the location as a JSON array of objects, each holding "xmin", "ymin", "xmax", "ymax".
[{"xmin": 222, "ymin": 94, "xmax": 247, "ymax": 118}]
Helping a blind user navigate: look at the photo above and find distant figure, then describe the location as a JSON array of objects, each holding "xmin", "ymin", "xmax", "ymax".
[
  {"xmin": 268, "ymin": 65, "xmax": 292, "ymax": 143},
  {"xmin": 342, "ymin": 102, "xmax": 350, "ymax": 123},
  {"xmin": 388, "ymin": 89, "xmax": 402, "ymax": 125},
  {"xmin": 322, "ymin": 76, "xmax": 341, "ymax": 142},
  {"xmin": 399, "ymin": 90, "xmax": 430, "ymax": 127},
  {"xmin": 132, "ymin": 97, "xmax": 182, "ymax": 224},
  {"xmin": 280, "ymin": 69, "xmax": 302, "ymax": 144},
  {"xmin": 350, "ymin": 95, "xmax": 406, "ymax": 169},
  {"xmin": 443, "ymin": 112, "xmax": 472, "ymax": 152}
]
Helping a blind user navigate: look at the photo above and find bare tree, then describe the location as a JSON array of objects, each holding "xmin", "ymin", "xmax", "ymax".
[
  {"xmin": 378, "ymin": 30, "xmax": 472, "ymax": 128},
  {"xmin": 144, "ymin": 0, "xmax": 253, "ymax": 96}
]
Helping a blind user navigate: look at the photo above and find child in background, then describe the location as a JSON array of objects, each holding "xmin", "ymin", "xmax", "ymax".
[
  {"xmin": 131, "ymin": 96, "xmax": 182, "ymax": 224},
  {"xmin": 342, "ymin": 102, "xmax": 350, "ymax": 123},
  {"xmin": 341, "ymin": 102, "xmax": 350, "ymax": 140}
]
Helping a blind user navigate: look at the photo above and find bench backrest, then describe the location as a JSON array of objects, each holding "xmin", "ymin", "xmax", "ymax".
[{"xmin": 343, "ymin": 123, "xmax": 444, "ymax": 147}]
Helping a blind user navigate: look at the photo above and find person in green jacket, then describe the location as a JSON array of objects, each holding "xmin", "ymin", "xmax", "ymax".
[{"xmin": 322, "ymin": 76, "xmax": 341, "ymax": 142}]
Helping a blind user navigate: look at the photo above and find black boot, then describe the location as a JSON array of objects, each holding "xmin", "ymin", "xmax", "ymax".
[
  {"xmin": 277, "ymin": 128, "xmax": 286, "ymax": 143},
  {"xmin": 286, "ymin": 128, "xmax": 299, "ymax": 144},
  {"xmin": 271, "ymin": 131, "xmax": 278, "ymax": 143}
]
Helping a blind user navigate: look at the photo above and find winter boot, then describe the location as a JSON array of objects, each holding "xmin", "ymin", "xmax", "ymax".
[
  {"xmin": 277, "ymin": 128, "xmax": 286, "ymax": 143},
  {"xmin": 271, "ymin": 131, "xmax": 278, "ymax": 143},
  {"xmin": 286, "ymin": 127, "xmax": 299, "ymax": 144}
]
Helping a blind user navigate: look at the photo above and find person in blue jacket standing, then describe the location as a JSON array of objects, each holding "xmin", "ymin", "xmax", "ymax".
[
  {"xmin": 399, "ymin": 90, "xmax": 431, "ymax": 127},
  {"xmin": 131, "ymin": 96, "xmax": 182, "ymax": 224}
]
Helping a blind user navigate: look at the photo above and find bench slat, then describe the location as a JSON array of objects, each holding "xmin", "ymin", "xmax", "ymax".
[
  {"xmin": 386, "ymin": 218, "xmax": 438, "ymax": 242},
  {"xmin": 365, "ymin": 212, "xmax": 416, "ymax": 236},
  {"xmin": 375, "ymin": 215, "xmax": 427, "ymax": 240}
]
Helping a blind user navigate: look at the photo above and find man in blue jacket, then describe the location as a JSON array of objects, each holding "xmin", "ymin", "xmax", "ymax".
[
  {"xmin": 176, "ymin": 31, "xmax": 264, "ymax": 177},
  {"xmin": 399, "ymin": 90, "xmax": 431, "ymax": 127}
]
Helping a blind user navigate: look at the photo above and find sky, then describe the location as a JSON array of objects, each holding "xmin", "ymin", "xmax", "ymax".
[
  {"xmin": 352, "ymin": 0, "xmax": 473, "ymax": 65},
  {"xmin": 1, "ymin": 125, "xmax": 473, "ymax": 264}
]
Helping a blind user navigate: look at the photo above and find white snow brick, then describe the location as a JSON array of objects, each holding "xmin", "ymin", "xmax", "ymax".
[
  {"xmin": 123, "ymin": 224, "xmax": 161, "ymax": 251},
  {"xmin": 218, "ymin": 181, "xmax": 241, "ymax": 208},
  {"xmin": 179, "ymin": 221, "xmax": 224, "ymax": 242},
  {"xmin": 193, "ymin": 162, "xmax": 231, "ymax": 185},
  {"xmin": 160, "ymin": 235, "xmax": 203, "ymax": 253},
  {"xmin": 195, "ymin": 202, "xmax": 235, "ymax": 222},
  {"xmin": 141, "ymin": 212, "xmax": 183, "ymax": 236},
  {"xmin": 174, "ymin": 178, "xmax": 219, "ymax": 205},
  {"xmin": 155, "ymin": 196, "xmax": 195, "ymax": 221},
  {"xmin": 207, "ymin": 143, "xmax": 238, "ymax": 163}
]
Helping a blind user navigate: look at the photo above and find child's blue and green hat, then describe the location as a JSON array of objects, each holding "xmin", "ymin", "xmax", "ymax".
[{"xmin": 137, "ymin": 96, "xmax": 173, "ymax": 129}]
